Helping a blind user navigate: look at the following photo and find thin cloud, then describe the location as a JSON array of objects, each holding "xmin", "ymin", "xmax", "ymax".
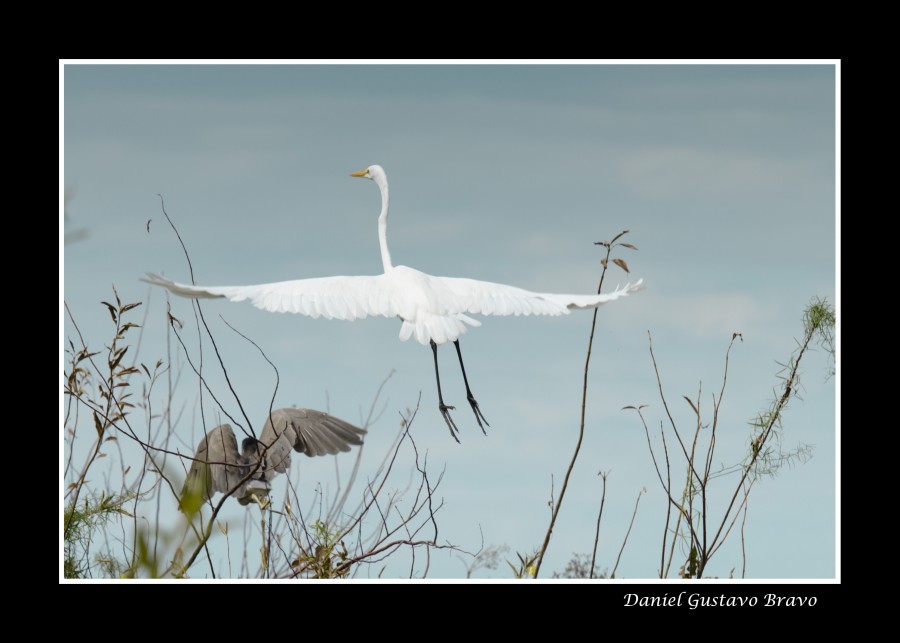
[
  {"xmin": 620, "ymin": 146, "xmax": 815, "ymax": 198},
  {"xmin": 624, "ymin": 291, "xmax": 775, "ymax": 339}
]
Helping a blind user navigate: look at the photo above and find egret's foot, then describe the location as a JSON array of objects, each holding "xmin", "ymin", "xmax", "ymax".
[
  {"xmin": 439, "ymin": 403, "xmax": 461, "ymax": 443},
  {"xmin": 467, "ymin": 395, "xmax": 489, "ymax": 435}
]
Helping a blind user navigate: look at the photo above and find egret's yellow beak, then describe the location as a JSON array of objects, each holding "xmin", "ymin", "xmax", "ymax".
[{"xmin": 351, "ymin": 169, "xmax": 369, "ymax": 178}]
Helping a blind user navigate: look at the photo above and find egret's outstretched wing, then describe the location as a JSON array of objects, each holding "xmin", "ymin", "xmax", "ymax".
[
  {"xmin": 144, "ymin": 272, "xmax": 642, "ymax": 320},
  {"xmin": 256, "ymin": 408, "xmax": 367, "ymax": 479},
  {"xmin": 143, "ymin": 273, "xmax": 398, "ymax": 320},
  {"xmin": 180, "ymin": 424, "xmax": 245, "ymax": 509},
  {"xmin": 434, "ymin": 277, "xmax": 644, "ymax": 317}
]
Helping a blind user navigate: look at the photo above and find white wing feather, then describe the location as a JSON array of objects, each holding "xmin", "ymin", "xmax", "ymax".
[
  {"xmin": 144, "ymin": 271, "xmax": 642, "ymax": 346},
  {"xmin": 144, "ymin": 272, "xmax": 393, "ymax": 320},
  {"xmin": 434, "ymin": 276, "xmax": 644, "ymax": 316}
]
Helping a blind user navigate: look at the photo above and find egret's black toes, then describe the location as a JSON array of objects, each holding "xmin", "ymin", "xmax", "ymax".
[
  {"xmin": 439, "ymin": 403, "xmax": 460, "ymax": 443},
  {"xmin": 467, "ymin": 395, "xmax": 489, "ymax": 434}
]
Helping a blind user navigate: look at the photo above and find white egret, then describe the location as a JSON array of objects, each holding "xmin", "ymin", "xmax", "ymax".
[
  {"xmin": 180, "ymin": 408, "xmax": 365, "ymax": 508},
  {"xmin": 146, "ymin": 165, "xmax": 643, "ymax": 441}
]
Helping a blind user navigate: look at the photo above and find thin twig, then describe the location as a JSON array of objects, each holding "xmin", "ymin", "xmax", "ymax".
[
  {"xmin": 703, "ymin": 328, "xmax": 816, "ymax": 575},
  {"xmin": 589, "ymin": 471, "xmax": 609, "ymax": 579},
  {"xmin": 740, "ymin": 486, "xmax": 749, "ymax": 579},
  {"xmin": 327, "ymin": 371, "xmax": 394, "ymax": 524},
  {"xmin": 648, "ymin": 333, "xmax": 703, "ymax": 484},
  {"xmin": 157, "ymin": 198, "xmax": 256, "ymax": 438},
  {"xmin": 628, "ymin": 403, "xmax": 699, "ymax": 573},
  {"xmin": 534, "ymin": 231, "xmax": 629, "ymax": 577},
  {"xmin": 611, "ymin": 488, "xmax": 644, "ymax": 579}
]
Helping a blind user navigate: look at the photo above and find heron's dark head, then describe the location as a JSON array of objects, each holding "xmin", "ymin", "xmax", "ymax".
[{"xmin": 241, "ymin": 437, "xmax": 262, "ymax": 457}]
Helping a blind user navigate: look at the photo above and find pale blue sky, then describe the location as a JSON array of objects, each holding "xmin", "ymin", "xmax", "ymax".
[{"xmin": 62, "ymin": 62, "xmax": 837, "ymax": 579}]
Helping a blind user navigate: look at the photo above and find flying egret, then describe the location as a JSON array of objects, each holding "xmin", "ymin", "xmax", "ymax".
[
  {"xmin": 146, "ymin": 165, "xmax": 643, "ymax": 441},
  {"xmin": 180, "ymin": 408, "xmax": 365, "ymax": 508}
]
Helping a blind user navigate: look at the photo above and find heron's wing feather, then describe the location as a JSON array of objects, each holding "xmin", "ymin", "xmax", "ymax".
[
  {"xmin": 435, "ymin": 277, "xmax": 644, "ymax": 316},
  {"xmin": 143, "ymin": 273, "xmax": 400, "ymax": 320},
  {"xmin": 260, "ymin": 408, "xmax": 367, "ymax": 466},
  {"xmin": 180, "ymin": 424, "xmax": 242, "ymax": 506},
  {"xmin": 256, "ymin": 410, "xmax": 299, "ymax": 479}
]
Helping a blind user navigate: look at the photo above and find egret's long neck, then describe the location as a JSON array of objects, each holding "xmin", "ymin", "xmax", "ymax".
[{"xmin": 376, "ymin": 176, "xmax": 393, "ymax": 272}]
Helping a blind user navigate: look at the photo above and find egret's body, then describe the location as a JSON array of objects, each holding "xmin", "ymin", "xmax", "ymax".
[{"xmin": 146, "ymin": 165, "xmax": 642, "ymax": 440}]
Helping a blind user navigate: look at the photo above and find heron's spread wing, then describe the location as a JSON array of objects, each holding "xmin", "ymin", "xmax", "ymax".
[
  {"xmin": 143, "ymin": 273, "xmax": 400, "ymax": 320},
  {"xmin": 434, "ymin": 277, "xmax": 644, "ymax": 316},
  {"xmin": 257, "ymin": 408, "xmax": 367, "ymax": 477},
  {"xmin": 180, "ymin": 424, "xmax": 245, "ymax": 509}
]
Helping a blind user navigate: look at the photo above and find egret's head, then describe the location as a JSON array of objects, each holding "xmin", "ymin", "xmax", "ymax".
[{"xmin": 351, "ymin": 164, "xmax": 385, "ymax": 182}]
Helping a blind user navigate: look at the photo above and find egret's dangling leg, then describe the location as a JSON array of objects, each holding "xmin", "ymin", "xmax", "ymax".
[
  {"xmin": 431, "ymin": 340, "xmax": 460, "ymax": 443},
  {"xmin": 454, "ymin": 340, "xmax": 489, "ymax": 434}
]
